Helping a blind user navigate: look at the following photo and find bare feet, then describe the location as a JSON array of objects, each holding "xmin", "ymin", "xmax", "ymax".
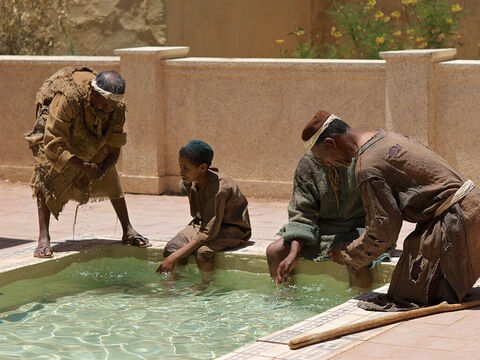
[{"xmin": 34, "ymin": 236, "xmax": 53, "ymax": 258}]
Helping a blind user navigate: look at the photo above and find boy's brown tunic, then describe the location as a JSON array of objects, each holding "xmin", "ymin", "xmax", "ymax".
[
  {"xmin": 164, "ymin": 170, "xmax": 251, "ymax": 262},
  {"xmin": 344, "ymin": 131, "xmax": 480, "ymax": 306},
  {"xmin": 25, "ymin": 67, "xmax": 127, "ymax": 218}
]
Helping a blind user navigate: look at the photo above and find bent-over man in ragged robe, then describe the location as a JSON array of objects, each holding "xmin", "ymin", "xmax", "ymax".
[
  {"xmin": 310, "ymin": 111, "xmax": 480, "ymax": 310},
  {"xmin": 25, "ymin": 66, "xmax": 149, "ymax": 258}
]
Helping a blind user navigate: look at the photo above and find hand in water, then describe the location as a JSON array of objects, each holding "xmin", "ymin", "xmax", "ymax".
[
  {"xmin": 276, "ymin": 255, "xmax": 298, "ymax": 284},
  {"xmin": 156, "ymin": 255, "xmax": 178, "ymax": 273}
]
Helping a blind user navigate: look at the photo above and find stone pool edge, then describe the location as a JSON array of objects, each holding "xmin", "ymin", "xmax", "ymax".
[{"xmin": 0, "ymin": 237, "xmax": 399, "ymax": 360}]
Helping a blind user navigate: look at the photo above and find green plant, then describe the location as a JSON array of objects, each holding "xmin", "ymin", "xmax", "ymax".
[
  {"xmin": 0, "ymin": 0, "xmax": 72, "ymax": 55},
  {"xmin": 275, "ymin": 25, "xmax": 320, "ymax": 59},
  {"xmin": 325, "ymin": 0, "xmax": 402, "ymax": 59},
  {"xmin": 402, "ymin": 0, "xmax": 464, "ymax": 49},
  {"xmin": 276, "ymin": 0, "xmax": 466, "ymax": 59},
  {"xmin": 324, "ymin": 0, "xmax": 465, "ymax": 59}
]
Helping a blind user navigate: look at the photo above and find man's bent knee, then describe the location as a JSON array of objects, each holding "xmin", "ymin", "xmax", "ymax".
[{"xmin": 266, "ymin": 238, "xmax": 289, "ymax": 261}]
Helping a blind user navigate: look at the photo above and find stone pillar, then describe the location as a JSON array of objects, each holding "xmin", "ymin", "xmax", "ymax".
[
  {"xmin": 113, "ymin": 46, "xmax": 189, "ymax": 194},
  {"xmin": 380, "ymin": 49, "xmax": 456, "ymax": 146}
]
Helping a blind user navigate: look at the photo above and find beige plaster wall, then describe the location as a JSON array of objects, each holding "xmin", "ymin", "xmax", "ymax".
[
  {"xmin": 434, "ymin": 60, "xmax": 480, "ymax": 182},
  {"xmin": 0, "ymin": 57, "xmax": 120, "ymax": 181},
  {"xmin": 2, "ymin": 49, "xmax": 480, "ymax": 198},
  {"xmin": 161, "ymin": 58, "xmax": 386, "ymax": 197},
  {"xmin": 164, "ymin": 0, "xmax": 312, "ymax": 58}
]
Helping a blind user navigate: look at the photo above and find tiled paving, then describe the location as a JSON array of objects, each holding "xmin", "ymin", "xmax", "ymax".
[{"xmin": 1, "ymin": 180, "xmax": 479, "ymax": 360}]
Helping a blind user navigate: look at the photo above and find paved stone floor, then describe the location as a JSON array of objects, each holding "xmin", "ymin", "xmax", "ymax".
[{"xmin": 1, "ymin": 180, "xmax": 479, "ymax": 360}]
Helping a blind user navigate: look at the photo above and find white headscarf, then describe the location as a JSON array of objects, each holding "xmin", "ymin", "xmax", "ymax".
[
  {"xmin": 91, "ymin": 79, "xmax": 124, "ymax": 102},
  {"xmin": 303, "ymin": 114, "xmax": 340, "ymax": 150}
]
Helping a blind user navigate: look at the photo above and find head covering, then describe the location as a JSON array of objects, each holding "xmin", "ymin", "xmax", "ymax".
[
  {"xmin": 184, "ymin": 140, "xmax": 214, "ymax": 165},
  {"xmin": 91, "ymin": 79, "xmax": 124, "ymax": 102},
  {"xmin": 302, "ymin": 110, "xmax": 340, "ymax": 150}
]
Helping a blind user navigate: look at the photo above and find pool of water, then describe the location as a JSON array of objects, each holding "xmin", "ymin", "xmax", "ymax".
[{"xmin": 0, "ymin": 257, "xmax": 362, "ymax": 359}]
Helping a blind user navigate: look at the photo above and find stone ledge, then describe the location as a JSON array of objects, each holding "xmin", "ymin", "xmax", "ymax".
[
  {"xmin": 165, "ymin": 57, "xmax": 386, "ymax": 71},
  {"xmin": 114, "ymin": 46, "xmax": 189, "ymax": 59},
  {"xmin": 0, "ymin": 55, "xmax": 120, "ymax": 65},
  {"xmin": 380, "ymin": 48, "xmax": 456, "ymax": 62}
]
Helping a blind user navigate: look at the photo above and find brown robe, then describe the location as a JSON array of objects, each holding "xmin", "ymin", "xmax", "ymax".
[
  {"xmin": 25, "ymin": 67, "xmax": 127, "ymax": 218},
  {"xmin": 343, "ymin": 131, "xmax": 480, "ymax": 307}
]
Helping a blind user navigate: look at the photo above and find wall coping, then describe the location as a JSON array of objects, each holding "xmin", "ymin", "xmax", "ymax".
[
  {"xmin": 0, "ymin": 55, "xmax": 119, "ymax": 65},
  {"xmin": 380, "ymin": 48, "xmax": 456, "ymax": 62},
  {"xmin": 165, "ymin": 57, "xmax": 386, "ymax": 70},
  {"xmin": 437, "ymin": 59, "xmax": 480, "ymax": 71},
  {"xmin": 114, "ymin": 46, "xmax": 189, "ymax": 59}
]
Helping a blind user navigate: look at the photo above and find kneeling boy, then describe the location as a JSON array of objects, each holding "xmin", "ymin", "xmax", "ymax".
[{"xmin": 157, "ymin": 140, "xmax": 251, "ymax": 281}]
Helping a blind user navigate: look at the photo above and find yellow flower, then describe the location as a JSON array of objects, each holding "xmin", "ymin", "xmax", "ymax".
[
  {"xmin": 365, "ymin": 0, "xmax": 376, "ymax": 10},
  {"xmin": 406, "ymin": 28, "xmax": 415, "ymax": 35},
  {"xmin": 391, "ymin": 11, "xmax": 401, "ymax": 19},
  {"xmin": 275, "ymin": 39, "xmax": 285, "ymax": 44},
  {"xmin": 376, "ymin": 36, "xmax": 385, "ymax": 45},
  {"xmin": 402, "ymin": 0, "xmax": 417, "ymax": 5},
  {"xmin": 457, "ymin": 34, "xmax": 462, "ymax": 39},
  {"xmin": 415, "ymin": 37, "xmax": 425, "ymax": 42},
  {"xmin": 419, "ymin": 42, "xmax": 428, "ymax": 49},
  {"xmin": 375, "ymin": 10, "xmax": 384, "ymax": 19},
  {"xmin": 394, "ymin": 30, "xmax": 402, "ymax": 37},
  {"xmin": 446, "ymin": 18, "xmax": 453, "ymax": 24},
  {"xmin": 452, "ymin": 4, "xmax": 462, "ymax": 12},
  {"xmin": 384, "ymin": 16, "xmax": 391, "ymax": 23},
  {"xmin": 334, "ymin": 31, "xmax": 343, "ymax": 39}
]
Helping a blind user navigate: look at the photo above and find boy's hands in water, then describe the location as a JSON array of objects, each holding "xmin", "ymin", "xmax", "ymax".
[{"xmin": 156, "ymin": 254, "xmax": 179, "ymax": 273}]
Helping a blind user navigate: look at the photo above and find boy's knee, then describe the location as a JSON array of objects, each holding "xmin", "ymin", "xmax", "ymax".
[
  {"xmin": 162, "ymin": 242, "xmax": 176, "ymax": 258},
  {"xmin": 196, "ymin": 246, "xmax": 215, "ymax": 264},
  {"xmin": 163, "ymin": 235, "xmax": 187, "ymax": 257}
]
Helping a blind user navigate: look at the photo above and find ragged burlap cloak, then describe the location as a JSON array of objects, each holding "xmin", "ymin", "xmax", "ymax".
[
  {"xmin": 277, "ymin": 151, "xmax": 366, "ymax": 260},
  {"xmin": 345, "ymin": 131, "xmax": 480, "ymax": 308},
  {"xmin": 25, "ymin": 66, "xmax": 127, "ymax": 218}
]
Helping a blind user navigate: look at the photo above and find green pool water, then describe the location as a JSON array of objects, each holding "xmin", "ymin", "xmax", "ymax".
[{"xmin": 0, "ymin": 257, "xmax": 361, "ymax": 359}]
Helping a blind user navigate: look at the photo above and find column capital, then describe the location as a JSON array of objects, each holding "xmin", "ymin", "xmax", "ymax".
[
  {"xmin": 380, "ymin": 48, "xmax": 456, "ymax": 62},
  {"xmin": 114, "ymin": 46, "xmax": 189, "ymax": 59}
]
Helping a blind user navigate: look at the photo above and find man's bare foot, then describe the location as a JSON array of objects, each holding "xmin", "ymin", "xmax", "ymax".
[
  {"xmin": 122, "ymin": 227, "xmax": 151, "ymax": 248},
  {"xmin": 34, "ymin": 237, "xmax": 53, "ymax": 258},
  {"xmin": 188, "ymin": 282, "xmax": 209, "ymax": 291}
]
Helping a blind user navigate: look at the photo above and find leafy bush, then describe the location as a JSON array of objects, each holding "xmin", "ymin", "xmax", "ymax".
[
  {"xmin": 0, "ymin": 0, "xmax": 74, "ymax": 55},
  {"xmin": 276, "ymin": 0, "xmax": 465, "ymax": 59},
  {"xmin": 276, "ymin": 26, "xmax": 320, "ymax": 59}
]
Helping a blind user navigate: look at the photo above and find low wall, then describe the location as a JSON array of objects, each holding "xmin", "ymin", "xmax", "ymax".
[
  {"xmin": 0, "ymin": 48, "xmax": 479, "ymax": 199},
  {"xmin": 434, "ymin": 60, "xmax": 480, "ymax": 182},
  {"xmin": 161, "ymin": 58, "xmax": 386, "ymax": 197}
]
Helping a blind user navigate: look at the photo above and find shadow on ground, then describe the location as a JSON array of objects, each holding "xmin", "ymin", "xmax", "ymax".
[
  {"xmin": 52, "ymin": 239, "xmax": 121, "ymax": 252},
  {"xmin": 0, "ymin": 237, "xmax": 34, "ymax": 250}
]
